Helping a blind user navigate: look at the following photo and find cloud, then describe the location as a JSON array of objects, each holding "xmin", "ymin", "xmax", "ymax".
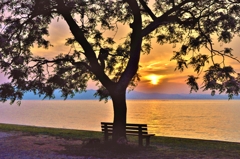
[
  {"xmin": 134, "ymin": 79, "xmax": 191, "ymax": 94},
  {"xmin": 136, "ymin": 35, "xmax": 240, "ymax": 93},
  {"xmin": 2, "ymin": 15, "xmax": 239, "ymax": 95}
]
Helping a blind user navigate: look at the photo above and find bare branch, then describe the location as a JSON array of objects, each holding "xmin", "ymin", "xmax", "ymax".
[{"xmin": 138, "ymin": 0, "xmax": 157, "ymax": 20}]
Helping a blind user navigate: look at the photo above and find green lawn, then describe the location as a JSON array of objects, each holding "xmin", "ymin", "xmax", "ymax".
[{"xmin": 1, "ymin": 123, "xmax": 240, "ymax": 158}]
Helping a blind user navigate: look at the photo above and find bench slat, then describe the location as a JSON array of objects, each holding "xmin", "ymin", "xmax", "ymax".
[
  {"xmin": 100, "ymin": 132, "xmax": 155, "ymax": 137},
  {"xmin": 101, "ymin": 122, "xmax": 147, "ymax": 127},
  {"xmin": 101, "ymin": 122, "xmax": 155, "ymax": 146},
  {"xmin": 101, "ymin": 129, "xmax": 149, "ymax": 134},
  {"xmin": 126, "ymin": 127, "xmax": 147, "ymax": 130},
  {"xmin": 101, "ymin": 126, "xmax": 148, "ymax": 131},
  {"xmin": 126, "ymin": 130, "xmax": 148, "ymax": 134},
  {"xmin": 101, "ymin": 128, "xmax": 113, "ymax": 132},
  {"xmin": 100, "ymin": 132, "xmax": 155, "ymax": 138},
  {"xmin": 101, "ymin": 124, "xmax": 147, "ymax": 127}
]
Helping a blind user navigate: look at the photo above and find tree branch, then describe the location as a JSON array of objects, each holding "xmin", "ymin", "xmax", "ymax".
[
  {"xmin": 142, "ymin": 0, "xmax": 193, "ymax": 37},
  {"xmin": 118, "ymin": 0, "xmax": 142, "ymax": 89},
  {"xmin": 72, "ymin": 61, "xmax": 92, "ymax": 71},
  {"xmin": 138, "ymin": 0, "xmax": 156, "ymax": 20},
  {"xmin": 55, "ymin": 0, "xmax": 114, "ymax": 89},
  {"xmin": 32, "ymin": 58, "xmax": 93, "ymax": 71}
]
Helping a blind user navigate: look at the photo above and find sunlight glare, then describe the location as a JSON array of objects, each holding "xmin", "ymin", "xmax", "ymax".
[{"xmin": 147, "ymin": 74, "xmax": 163, "ymax": 85}]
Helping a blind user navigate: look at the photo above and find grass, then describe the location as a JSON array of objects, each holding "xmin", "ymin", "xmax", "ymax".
[
  {"xmin": 0, "ymin": 123, "xmax": 102, "ymax": 139},
  {"xmin": 1, "ymin": 123, "xmax": 240, "ymax": 158}
]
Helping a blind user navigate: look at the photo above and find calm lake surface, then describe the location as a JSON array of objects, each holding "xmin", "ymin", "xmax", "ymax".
[{"xmin": 0, "ymin": 100, "xmax": 240, "ymax": 142}]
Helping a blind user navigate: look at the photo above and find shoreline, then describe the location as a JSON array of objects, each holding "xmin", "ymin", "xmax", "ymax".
[
  {"xmin": 1, "ymin": 123, "xmax": 240, "ymax": 158},
  {"xmin": 1, "ymin": 123, "xmax": 240, "ymax": 144},
  {"xmin": 1, "ymin": 100, "xmax": 240, "ymax": 144}
]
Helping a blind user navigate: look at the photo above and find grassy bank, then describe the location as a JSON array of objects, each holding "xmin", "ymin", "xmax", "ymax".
[
  {"xmin": 0, "ymin": 123, "xmax": 102, "ymax": 139},
  {"xmin": 1, "ymin": 123, "xmax": 240, "ymax": 158}
]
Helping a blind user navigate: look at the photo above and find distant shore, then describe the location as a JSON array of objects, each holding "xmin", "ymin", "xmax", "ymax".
[
  {"xmin": 22, "ymin": 89, "xmax": 240, "ymax": 100},
  {"xmin": 0, "ymin": 123, "xmax": 240, "ymax": 158}
]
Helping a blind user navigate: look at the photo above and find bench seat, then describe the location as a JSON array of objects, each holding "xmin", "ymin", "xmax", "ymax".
[{"xmin": 101, "ymin": 122, "xmax": 155, "ymax": 146}]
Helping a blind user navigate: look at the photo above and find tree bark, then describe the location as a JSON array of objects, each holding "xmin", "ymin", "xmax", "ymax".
[{"xmin": 110, "ymin": 89, "xmax": 127, "ymax": 142}]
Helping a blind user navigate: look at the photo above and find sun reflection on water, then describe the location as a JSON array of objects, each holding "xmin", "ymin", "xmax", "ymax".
[{"xmin": 0, "ymin": 100, "xmax": 240, "ymax": 142}]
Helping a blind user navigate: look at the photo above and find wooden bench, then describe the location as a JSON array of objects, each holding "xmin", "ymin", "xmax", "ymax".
[{"xmin": 101, "ymin": 122, "xmax": 155, "ymax": 146}]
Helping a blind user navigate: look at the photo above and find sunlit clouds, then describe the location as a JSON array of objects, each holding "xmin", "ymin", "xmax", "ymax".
[
  {"xmin": 145, "ymin": 74, "xmax": 164, "ymax": 85},
  {"xmin": 1, "ymin": 8, "xmax": 240, "ymax": 95},
  {"xmin": 30, "ymin": 25, "xmax": 240, "ymax": 94}
]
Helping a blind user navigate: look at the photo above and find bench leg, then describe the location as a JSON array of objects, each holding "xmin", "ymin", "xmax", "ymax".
[
  {"xmin": 138, "ymin": 136, "xmax": 143, "ymax": 146},
  {"xmin": 146, "ymin": 137, "xmax": 150, "ymax": 146},
  {"xmin": 104, "ymin": 133, "xmax": 109, "ymax": 141}
]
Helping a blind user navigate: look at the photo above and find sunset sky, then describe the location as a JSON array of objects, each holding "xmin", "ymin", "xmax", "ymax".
[
  {"xmin": 1, "ymin": 2, "xmax": 240, "ymax": 95},
  {"xmin": 31, "ymin": 18, "xmax": 240, "ymax": 95}
]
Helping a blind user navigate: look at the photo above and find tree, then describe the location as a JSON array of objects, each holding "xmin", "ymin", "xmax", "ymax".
[{"xmin": 0, "ymin": 0, "xmax": 240, "ymax": 142}]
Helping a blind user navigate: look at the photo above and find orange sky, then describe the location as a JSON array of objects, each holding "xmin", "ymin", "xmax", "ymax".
[
  {"xmin": 1, "ymin": 2, "xmax": 240, "ymax": 95},
  {"xmin": 137, "ymin": 36, "xmax": 240, "ymax": 94},
  {"xmin": 27, "ymin": 17, "xmax": 240, "ymax": 94}
]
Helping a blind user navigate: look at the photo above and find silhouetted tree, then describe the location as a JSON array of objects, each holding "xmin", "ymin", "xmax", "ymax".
[{"xmin": 0, "ymin": 0, "xmax": 240, "ymax": 142}]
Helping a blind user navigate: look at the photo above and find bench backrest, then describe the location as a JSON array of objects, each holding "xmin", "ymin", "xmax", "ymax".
[{"xmin": 101, "ymin": 122, "xmax": 149, "ymax": 135}]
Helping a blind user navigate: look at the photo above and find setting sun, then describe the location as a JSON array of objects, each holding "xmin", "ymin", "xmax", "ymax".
[{"xmin": 146, "ymin": 74, "xmax": 163, "ymax": 85}]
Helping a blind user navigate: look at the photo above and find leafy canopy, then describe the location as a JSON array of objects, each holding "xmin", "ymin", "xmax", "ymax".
[{"xmin": 0, "ymin": 0, "xmax": 240, "ymax": 104}]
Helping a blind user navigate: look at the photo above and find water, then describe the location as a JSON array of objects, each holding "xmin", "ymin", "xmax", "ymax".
[{"xmin": 0, "ymin": 100, "xmax": 240, "ymax": 142}]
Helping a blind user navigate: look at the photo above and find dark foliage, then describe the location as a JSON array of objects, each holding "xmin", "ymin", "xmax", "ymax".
[
  {"xmin": 1, "ymin": 0, "xmax": 240, "ymax": 143},
  {"xmin": 0, "ymin": 1, "xmax": 239, "ymax": 101}
]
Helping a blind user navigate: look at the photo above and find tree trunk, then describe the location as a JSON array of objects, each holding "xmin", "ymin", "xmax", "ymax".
[{"xmin": 110, "ymin": 89, "xmax": 127, "ymax": 142}]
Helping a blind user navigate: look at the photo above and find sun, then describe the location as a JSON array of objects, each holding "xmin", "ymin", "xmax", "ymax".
[
  {"xmin": 147, "ymin": 74, "xmax": 162, "ymax": 85},
  {"xmin": 150, "ymin": 75, "xmax": 159, "ymax": 85}
]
